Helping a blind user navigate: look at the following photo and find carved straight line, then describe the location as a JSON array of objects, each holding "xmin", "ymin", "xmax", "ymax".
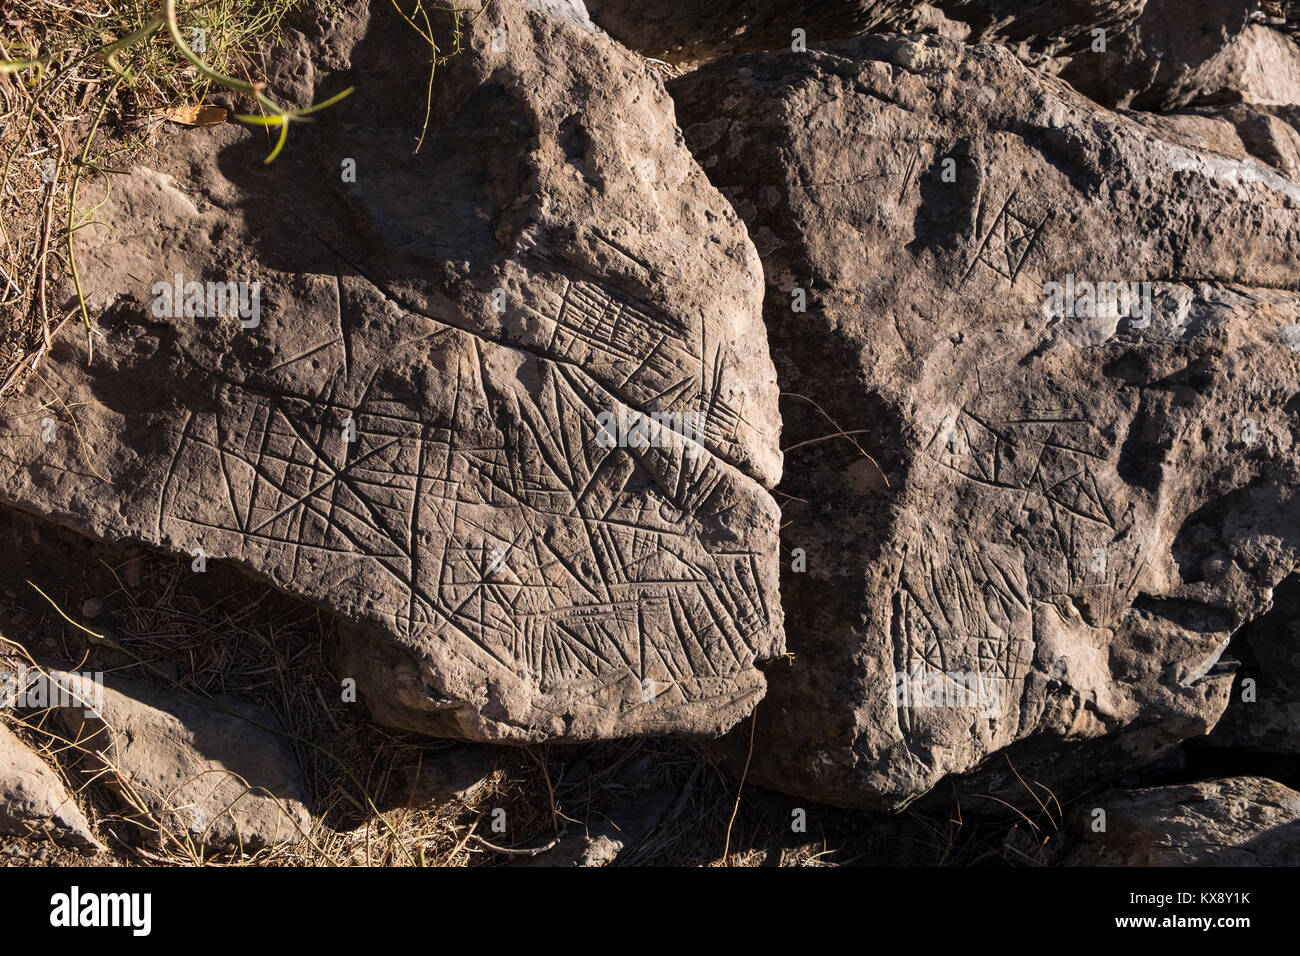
[
  {"xmin": 262, "ymin": 336, "xmax": 343, "ymax": 375},
  {"xmin": 1009, "ymin": 212, "xmax": 1051, "ymax": 286},
  {"xmin": 250, "ymin": 396, "xmax": 281, "ymax": 536},
  {"xmin": 1017, "ymin": 440, "xmax": 1049, "ymax": 519},
  {"xmin": 166, "ymin": 513, "xmax": 401, "ymax": 559},
  {"xmin": 247, "ymin": 435, "xmax": 402, "ymax": 535},
  {"xmin": 669, "ymin": 588, "xmax": 720, "ymax": 677},
  {"xmin": 213, "ymin": 411, "xmax": 247, "ymax": 533},
  {"xmin": 748, "ymin": 552, "xmax": 770, "ymax": 627},
  {"xmin": 960, "ymin": 190, "xmax": 1018, "ymax": 286},
  {"xmin": 406, "ymin": 423, "xmax": 424, "ymax": 638},
  {"xmin": 590, "ymin": 230, "xmax": 655, "ymax": 274},
  {"xmin": 619, "ymin": 334, "xmax": 668, "ymax": 388},
  {"xmin": 157, "ymin": 408, "xmax": 195, "ymax": 541},
  {"xmin": 981, "ymin": 553, "xmax": 1031, "ymax": 611},
  {"xmin": 335, "ymin": 269, "xmax": 352, "ymax": 381},
  {"xmin": 691, "ymin": 590, "xmax": 746, "ymax": 669},
  {"xmin": 899, "ymin": 149, "xmax": 919, "ymax": 203},
  {"xmin": 551, "ymin": 620, "xmax": 620, "ymax": 674}
]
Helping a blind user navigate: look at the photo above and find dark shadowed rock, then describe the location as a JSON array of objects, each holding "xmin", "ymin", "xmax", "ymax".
[
  {"xmin": 49, "ymin": 673, "xmax": 311, "ymax": 852},
  {"xmin": 1201, "ymin": 573, "xmax": 1300, "ymax": 754},
  {"xmin": 1058, "ymin": 0, "xmax": 1300, "ymax": 111},
  {"xmin": 398, "ymin": 746, "xmax": 497, "ymax": 806},
  {"xmin": 0, "ymin": 721, "xmax": 101, "ymax": 849},
  {"xmin": 0, "ymin": 0, "xmax": 783, "ymax": 743},
  {"xmin": 583, "ymin": 0, "xmax": 1145, "ymax": 65},
  {"xmin": 1064, "ymin": 776, "xmax": 1300, "ymax": 865},
  {"xmin": 512, "ymin": 785, "xmax": 676, "ymax": 866},
  {"xmin": 671, "ymin": 33, "xmax": 1300, "ymax": 810}
]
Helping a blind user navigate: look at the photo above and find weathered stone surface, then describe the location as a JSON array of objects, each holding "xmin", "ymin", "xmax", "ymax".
[
  {"xmin": 0, "ymin": 0, "xmax": 783, "ymax": 742},
  {"xmin": 0, "ymin": 721, "xmax": 101, "ymax": 849},
  {"xmin": 583, "ymin": 0, "xmax": 1145, "ymax": 65},
  {"xmin": 1064, "ymin": 776, "xmax": 1300, "ymax": 865},
  {"xmin": 50, "ymin": 673, "xmax": 310, "ymax": 851},
  {"xmin": 1125, "ymin": 104, "xmax": 1300, "ymax": 182},
  {"xmin": 927, "ymin": 0, "xmax": 1148, "ymax": 60},
  {"xmin": 671, "ymin": 34, "xmax": 1300, "ymax": 810},
  {"xmin": 1217, "ymin": 104, "xmax": 1300, "ymax": 180},
  {"xmin": 1057, "ymin": 1, "xmax": 1300, "ymax": 111}
]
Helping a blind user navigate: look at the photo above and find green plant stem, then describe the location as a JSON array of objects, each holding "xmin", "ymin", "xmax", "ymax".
[{"xmin": 67, "ymin": 76, "xmax": 125, "ymax": 359}]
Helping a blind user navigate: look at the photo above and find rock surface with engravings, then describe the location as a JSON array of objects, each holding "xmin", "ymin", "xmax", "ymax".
[
  {"xmin": 0, "ymin": 0, "xmax": 1298, "ymax": 843},
  {"xmin": 0, "ymin": 0, "xmax": 784, "ymax": 743},
  {"xmin": 671, "ymin": 32, "xmax": 1300, "ymax": 810}
]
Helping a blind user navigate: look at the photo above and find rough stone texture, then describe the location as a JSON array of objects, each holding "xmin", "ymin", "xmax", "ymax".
[
  {"xmin": 0, "ymin": 0, "xmax": 783, "ymax": 742},
  {"xmin": 0, "ymin": 721, "xmax": 101, "ymax": 849},
  {"xmin": 1064, "ymin": 776, "xmax": 1300, "ymax": 865},
  {"xmin": 1058, "ymin": 1, "xmax": 1300, "ymax": 111},
  {"xmin": 1127, "ymin": 104, "xmax": 1300, "ymax": 182},
  {"xmin": 584, "ymin": 0, "xmax": 915, "ymax": 64},
  {"xmin": 671, "ymin": 34, "xmax": 1300, "ymax": 810},
  {"xmin": 1217, "ymin": 104, "xmax": 1300, "ymax": 180},
  {"xmin": 50, "ymin": 673, "xmax": 311, "ymax": 851},
  {"xmin": 930, "ymin": 0, "xmax": 1148, "ymax": 60},
  {"xmin": 583, "ymin": 0, "xmax": 1146, "ymax": 65},
  {"xmin": 590, "ymin": 0, "xmax": 1149, "ymax": 65}
]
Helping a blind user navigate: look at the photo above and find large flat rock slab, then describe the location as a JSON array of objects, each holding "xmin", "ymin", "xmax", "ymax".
[
  {"xmin": 671, "ymin": 33, "xmax": 1300, "ymax": 809},
  {"xmin": 0, "ymin": 0, "xmax": 783, "ymax": 742}
]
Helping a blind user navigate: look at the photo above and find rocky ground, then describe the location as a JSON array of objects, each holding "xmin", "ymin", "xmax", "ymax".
[{"xmin": 0, "ymin": 0, "xmax": 1297, "ymax": 867}]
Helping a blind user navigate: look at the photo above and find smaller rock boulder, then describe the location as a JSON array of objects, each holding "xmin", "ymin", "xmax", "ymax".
[
  {"xmin": 49, "ymin": 673, "xmax": 311, "ymax": 853},
  {"xmin": 1058, "ymin": 1, "xmax": 1300, "ymax": 111},
  {"xmin": 0, "ymin": 721, "xmax": 101, "ymax": 850},
  {"xmin": 1064, "ymin": 776, "xmax": 1300, "ymax": 865}
]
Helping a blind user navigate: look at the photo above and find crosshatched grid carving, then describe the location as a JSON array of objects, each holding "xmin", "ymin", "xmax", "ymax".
[
  {"xmin": 889, "ymin": 531, "xmax": 1035, "ymax": 730},
  {"xmin": 155, "ymin": 325, "xmax": 776, "ymax": 715},
  {"xmin": 889, "ymin": 404, "xmax": 1148, "ymax": 734},
  {"xmin": 538, "ymin": 277, "xmax": 749, "ymax": 456}
]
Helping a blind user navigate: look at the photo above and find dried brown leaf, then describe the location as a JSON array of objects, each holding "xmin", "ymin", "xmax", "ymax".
[{"xmin": 153, "ymin": 104, "xmax": 226, "ymax": 127}]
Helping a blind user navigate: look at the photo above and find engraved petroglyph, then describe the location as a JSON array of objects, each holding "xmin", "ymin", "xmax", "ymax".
[
  {"xmin": 910, "ymin": 403, "xmax": 1148, "ymax": 684},
  {"xmin": 962, "ymin": 193, "xmax": 1050, "ymax": 287},
  {"xmin": 530, "ymin": 276, "xmax": 754, "ymax": 464},
  {"xmin": 149, "ymin": 308, "xmax": 775, "ymax": 713},
  {"xmin": 890, "ymin": 530, "xmax": 1035, "ymax": 732},
  {"xmin": 0, "ymin": 0, "xmax": 786, "ymax": 745}
]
